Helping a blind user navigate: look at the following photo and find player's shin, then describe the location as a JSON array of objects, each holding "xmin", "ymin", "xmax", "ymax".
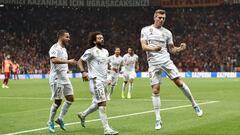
[
  {"xmin": 58, "ymin": 100, "xmax": 72, "ymax": 120},
  {"xmin": 179, "ymin": 83, "xmax": 197, "ymax": 106},
  {"xmin": 122, "ymin": 82, "xmax": 126, "ymax": 92},
  {"xmin": 48, "ymin": 103, "xmax": 58, "ymax": 122},
  {"xmin": 110, "ymin": 85, "xmax": 115, "ymax": 95},
  {"xmin": 98, "ymin": 106, "xmax": 110, "ymax": 130},
  {"xmin": 82, "ymin": 103, "xmax": 98, "ymax": 117},
  {"xmin": 5, "ymin": 78, "xmax": 9, "ymax": 85},
  {"xmin": 3, "ymin": 79, "xmax": 7, "ymax": 85},
  {"xmin": 121, "ymin": 82, "xmax": 127, "ymax": 98},
  {"xmin": 152, "ymin": 93, "xmax": 161, "ymax": 121},
  {"xmin": 127, "ymin": 83, "xmax": 133, "ymax": 99}
]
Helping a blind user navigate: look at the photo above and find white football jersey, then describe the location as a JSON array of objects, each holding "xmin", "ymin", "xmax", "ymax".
[
  {"xmin": 123, "ymin": 53, "xmax": 138, "ymax": 72},
  {"xmin": 140, "ymin": 25, "xmax": 174, "ymax": 66},
  {"xmin": 81, "ymin": 46, "xmax": 109, "ymax": 81},
  {"xmin": 108, "ymin": 55, "xmax": 123, "ymax": 71},
  {"xmin": 49, "ymin": 43, "xmax": 70, "ymax": 84}
]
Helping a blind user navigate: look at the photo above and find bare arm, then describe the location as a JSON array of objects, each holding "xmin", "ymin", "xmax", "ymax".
[
  {"xmin": 51, "ymin": 57, "xmax": 77, "ymax": 65},
  {"xmin": 168, "ymin": 43, "xmax": 186, "ymax": 54},
  {"xmin": 77, "ymin": 59, "xmax": 88, "ymax": 81},
  {"xmin": 141, "ymin": 40, "xmax": 161, "ymax": 52},
  {"xmin": 1, "ymin": 62, "xmax": 3, "ymax": 73},
  {"xmin": 135, "ymin": 61, "xmax": 140, "ymax": 72}
]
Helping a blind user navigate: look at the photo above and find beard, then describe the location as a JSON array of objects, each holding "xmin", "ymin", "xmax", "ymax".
[
  {"xmin": 62, "ymin": 40, "xmax": 70, "ymax": 47},
  {"xmin": 96, "ymin": 42, "xmax": 104, "ymax": 48}
]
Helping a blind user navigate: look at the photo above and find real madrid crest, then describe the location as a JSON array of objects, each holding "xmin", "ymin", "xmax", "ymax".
[
  {"xmin": 161, "ymin": 33, "xmax": 165, "ymax": 38},
  {"xmin": 149, "ymin": 28, "xmax": 153, "ymax": 35}
]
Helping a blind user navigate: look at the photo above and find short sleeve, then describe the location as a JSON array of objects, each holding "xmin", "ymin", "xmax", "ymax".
[
  {"xmin": 49, "ymin": 47, "xmax": 58, "ymax": 58},
  {"xmin": 140, "ymin": 28, "xmax": 148, "ymax": 41},
  {"xmin": 81, "ymin": 49, "xmax": 92, "ymax": 61},
  {"xmin": 120, "ymin": 57, "xmax": 124, "ymax": 66},
  {"xmin": 167, "ymin": 31, "xmax": 174, "ymax": 45},
  {"xmin": 136, "ymin": 55, "xmax": 139, "ymax": 62},
  {"xmin": 123, "ymin": 55, "xmax": 127, "ymax": 63}
]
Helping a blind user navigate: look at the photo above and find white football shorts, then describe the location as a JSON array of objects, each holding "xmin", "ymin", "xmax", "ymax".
[
  {"xmin": 123, "ymin": 71, "xmax": 136, "ymax": 82},
  {"xmin": 148, "ymin": 60, "xmax": 180, "ymax": 85},
  {"xmin": 89, "ymin": 78, "xmax": 109, "ymax": 104},
  {"xmin": 107, "ymin": 70, "xmax": 120, "ymax": 86},
  {"xmin": 50, "ymin": 82, "xmax": 74, "ymax": 100}
]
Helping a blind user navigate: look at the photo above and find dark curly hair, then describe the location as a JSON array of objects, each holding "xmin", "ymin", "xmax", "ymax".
[{"xmin": 88, "ymin": 31, "xmax": 103, "ymax": 47}]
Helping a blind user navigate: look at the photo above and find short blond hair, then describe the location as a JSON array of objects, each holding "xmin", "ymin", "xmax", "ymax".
[{"xmin": 154, "ymin": 9, "xmax": 166, "ymax": 17}]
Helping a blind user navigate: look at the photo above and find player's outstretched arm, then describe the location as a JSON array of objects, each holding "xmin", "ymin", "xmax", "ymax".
[
  {"xmin": 141, "ymin": 40, "xmax": 161, "ymax": 52},
  {"xmin": 135, "ymin": 62, "xmax": 140, "ymax": 72},
  {"xmin": 77, "ymin": 59, "xmax": 89, "ymax": 81},
  {"xmin": 168, "ymin": 43, "xmax": 186, "ymax": 54},
  {"xmin": 50, "ymin": 57, "xmax": 77, "ymax": 65}
]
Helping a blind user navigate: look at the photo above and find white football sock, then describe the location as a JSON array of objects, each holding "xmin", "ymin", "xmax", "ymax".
[
  {"xmin": 122, "ymin": 82, "xmax": 127, "ymax": 92},
  {"xmin": 180, "ymin": 83, "xmax": 197, "ymax": 107},
  {"xmin": 82, "ymin": 103, "xmax": 98, "ymax": 117},
  {"xmin": 98, "ymin": 106, "xmax": 110, "ymax": 130},
  {"xmin": 58, "ymin": 100, "xmax": 72, "ymax": 120},
  {"xmin": 110, "ymin": 85, "xmax": 115, "ymax": 95},
  {"xmin": 128, "ymin": 83, "xmax": 133, "ymax": 94},
  {"xmin": 48, "ymin": 103, "xmax": 58, "ymax": 122},
  {"xmin": 152, "ymin": 93, "xmax": 161, "ymax": 121}
]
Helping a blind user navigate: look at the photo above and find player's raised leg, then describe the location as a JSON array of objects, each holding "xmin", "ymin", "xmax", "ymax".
[
  {"xmin": 77, "ymin": 102, "xmax": 98, "ymax": 128},
  {"xmin": 56, "ymin": 88, "xmax": 74, "ymax": 131},
  {"xmin": 173, "ymin": 78, "xmax": 203, "ymax": 117}
]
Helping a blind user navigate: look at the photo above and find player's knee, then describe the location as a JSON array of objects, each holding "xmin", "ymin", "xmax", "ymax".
[
  {"xmin": 98, "ymin": 101, "xmax": 106, "ymax": 107},
  {"xmin": 69, "ymin": 97, "xmax": 75, "ymax": 102},
  {"xmin": 129, "ymin": 79, "xmax": 134, "ymax": 83},
  {"xmin": 69, "ymin": 98, "xmax": 74, "ymax": 102},
  {"xmin": 54, "ymin": 100, "xmax": 62, "ymax": 107},
  {"xmin": 152, "ymin": 85, "xmax": 160, "ymax": 94},
  {"xmin": 66, "ymin": 95, "xmax": 74, "ymax": 102},
  {"xmin": 173, "ymin": 77, "xmax": 183, "ymax": 87},
  {"xmin": 152, "ymin": 86, "xmax": 160, "ymax": 94},
  {"xmin": 153, "ymin": 89, "xmax": 160, "ymax": 94}
]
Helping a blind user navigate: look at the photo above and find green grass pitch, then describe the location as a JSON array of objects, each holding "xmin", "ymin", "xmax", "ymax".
[{"xmin": 0, "ymin": 78, "xmax": 240, "ymax": 135}]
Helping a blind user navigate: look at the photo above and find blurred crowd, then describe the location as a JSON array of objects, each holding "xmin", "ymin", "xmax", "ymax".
[{"xmin": 0, "ymin": 5, "xmax": 239, "ymax": 73}]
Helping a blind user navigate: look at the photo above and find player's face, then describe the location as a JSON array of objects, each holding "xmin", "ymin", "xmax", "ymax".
[
  {"xmin": 128, "ymin": 48, "xmax": 133, "ymax": 55},
  {"xmin": 95, "ymin": 34, "xmax": 104, "ymax": 47},
  {"xmin": 154, "ymin": 13, "xmax": 166, "ymax": 27},
  {"xmin": 115, "ymin": 48, "xmax": 121, "ymax": 56},
  {"xmin": 61, "ymin": 33, "xmax": 70, "ymax": 46},
  {"xmin": 6, "ymin": 55, "xmax": 10, "ymax": 59}
]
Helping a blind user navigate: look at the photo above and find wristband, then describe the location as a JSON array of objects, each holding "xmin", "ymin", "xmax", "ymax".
[{"xmin": 80, "ymin": 71, "xmax": 86, "ymax": 73}]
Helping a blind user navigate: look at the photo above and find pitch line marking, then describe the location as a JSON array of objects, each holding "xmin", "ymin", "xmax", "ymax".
[
  {"xmin": 0, "ymin": 97, "xmax": 212, "ymax": 102},
  {"xmin": 3, "ymin": 100, "xmax": 219, "ymax": 135}
]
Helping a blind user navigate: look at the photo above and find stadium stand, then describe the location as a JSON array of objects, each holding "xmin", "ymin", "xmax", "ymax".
[{"xmin": 0, "ymin": 5, "xmax": 239, "ymax": 73}]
